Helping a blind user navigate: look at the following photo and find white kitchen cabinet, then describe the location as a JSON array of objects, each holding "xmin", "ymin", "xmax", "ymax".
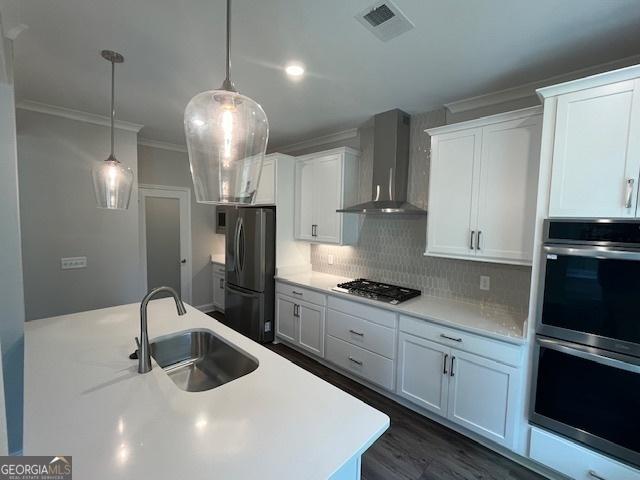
[
  {"xmin": 276, "ymin": 290, "xmax": 326, "ymax": 358},
  {"xmin": 396, "ymin": 316, "xmax": 523, "ymax": 449},
  {"xmin": 543, "ymin": 78, "xmax": 640, "ymax": 218},
  {"xmin": 275, "ymin": 295, "xmax": 297, "ymax": 344},
  {"xmin": 397, "ymin": 333, "xmax": 449, "ymax": 416},
  {"xmin": 529, "ymin": 426, "xmax": 640, "ymax": 480},
  {"xmin": 446, "ymin": 350, "xmax": 518, "ymax": 447},
  {"xmin": 212, "ymin": 263, "xmax": 225, "ymax": 312},
  {"xmin": 254, "ymin": 156, "xmax": 276, "ymax": 205},
  {"xmin": 298, "ymin": 301, "xmax": 325, "ymax": 357},
  {"xmin": 426, "ymin": 107, "xmax": 542, "ymax": 265},
  {"xmin": 294, "ymin": 147, "xmax": 360, "ymax": 245}
]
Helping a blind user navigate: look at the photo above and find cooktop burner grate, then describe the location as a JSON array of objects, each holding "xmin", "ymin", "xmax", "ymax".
[{"xmin": 334, "ymin": 279, "xmax": 421, "ymax": 304}]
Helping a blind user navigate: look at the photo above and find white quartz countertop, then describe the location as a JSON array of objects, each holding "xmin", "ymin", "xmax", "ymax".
[
  {"xmin": 275, "ymin": 272, "xmax": 526, "ymax": 344},
  {"xmin": 211, "ymin": 254, "xmax": 225, "ymax": 265},
  {"xmin": 24, "ymin": 300, "xmax": 389, "ymax": 479}
]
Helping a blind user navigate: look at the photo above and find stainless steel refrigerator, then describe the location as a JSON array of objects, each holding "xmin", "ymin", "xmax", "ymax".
[{"xmin": 224, "ymin": 207, "xmax": 275, "ymax": 343}]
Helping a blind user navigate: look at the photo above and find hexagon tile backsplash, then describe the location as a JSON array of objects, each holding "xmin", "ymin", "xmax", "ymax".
[{"xmin": 310, "ymin": 216, "xmax": 531, "ymax": 315}]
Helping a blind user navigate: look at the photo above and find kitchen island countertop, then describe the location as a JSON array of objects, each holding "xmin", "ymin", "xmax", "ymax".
[{"xmin": 24, "ymin": 299, "xmax": 388, "ymax": 479}]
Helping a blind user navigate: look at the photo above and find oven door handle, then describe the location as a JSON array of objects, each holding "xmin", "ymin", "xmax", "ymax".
[
  {"xmin": 544, "ymin": 245, "xmax": 640, "ymax": 261},
  {"xmin": 537, "ymin": 337, "xmax": 640, "ymax": 374}
]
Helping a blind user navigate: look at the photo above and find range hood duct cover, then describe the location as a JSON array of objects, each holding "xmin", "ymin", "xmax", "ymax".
[{"xmin": 338, "ymin": 109, "xmax": 427, "ymax": 215}]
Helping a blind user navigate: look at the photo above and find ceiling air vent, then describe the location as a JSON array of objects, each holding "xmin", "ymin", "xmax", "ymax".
[{"xmin": 356, "ymin": 1, "xmax": 415, "ymax": 42}]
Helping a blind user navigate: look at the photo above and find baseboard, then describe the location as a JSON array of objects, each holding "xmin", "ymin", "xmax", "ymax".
[
  {"xmin": 195, "ymin": 303, "xmax": 215, "ymax": 313},
  {"xmin": 275, "ymin": 338, "xmax": 561, "ymax": 480}
]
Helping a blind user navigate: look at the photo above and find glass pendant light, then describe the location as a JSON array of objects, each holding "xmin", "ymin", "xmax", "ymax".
[
  {"xmin": 184, "ymin": 0, "xmax": 269, "ymax": 204},
  {"xmin": 92, "ymin": 50, "xmax": 134, "ymax": 210}
]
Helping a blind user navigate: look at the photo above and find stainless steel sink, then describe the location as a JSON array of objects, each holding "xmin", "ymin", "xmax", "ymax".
[{"xmin": 150, "ymin": 329, "xmax": 258, "ymax": 392}]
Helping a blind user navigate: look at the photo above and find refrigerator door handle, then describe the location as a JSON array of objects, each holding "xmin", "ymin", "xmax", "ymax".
[
  {"xmin": 233, "ymin": 215, "xmax": 241, "ymax": 275},
  {"xmin": 238, "ymin": 217, "xmax": 245, "ymax": 273}
]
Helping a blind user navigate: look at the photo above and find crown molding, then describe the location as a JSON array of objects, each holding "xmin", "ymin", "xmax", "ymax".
[
  {"xmin": 444, "ymin": 54, "xmax": 640, "ymax": 114},
  {"xmin": 15, "ymin": 99, "xmax": 143, "ymax": 132},
  {"xmin": 138, "ymin": 137, "xmax": 187, "ymax": 153},
  {"xmin": 426, "ymin": 106, "xmax": 542, "ymax": 136},
  {"xmin": 274, "ymin": 128, "xmax": 359, "ymax": 154}
]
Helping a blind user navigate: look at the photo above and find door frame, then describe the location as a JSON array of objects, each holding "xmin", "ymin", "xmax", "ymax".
[{"xmin": 139, "ymin": 184, "xmax": 192, "ymax": 304}]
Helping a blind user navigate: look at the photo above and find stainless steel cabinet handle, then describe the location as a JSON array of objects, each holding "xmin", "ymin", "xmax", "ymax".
[
  {"xmin": 476, "ymin": 230, "xmax": 482, "ymax": 250},
  {"xmin": 450, "ymin": 355, "xmax": 456, "ymax": 377},
  {"xmin": 348, "ymin": 356, "xmax": 363, "ymax": 366},
  {"xmin": 349, "ymin": 329, "xmax": 364, "ymax": 337},
  {"xmin": 219, "ymin": 278, "xmax": 224, "ymax": 289},
  {"xmin": 443, "ymin": 353, "xmax": 448, "ymax": 375},
  {"xmin": 470, "ymin": 230, "xmax": 475, "ymax": 250},
  {"xmin": 293, "ymin": 304, "xmax": 299, "ymax": 317},
  {"xmin": 440, "ymin": 333, "xmax": 462, "ymax": 342},
  {"xmin": 625, "ymin": 178, "xmax": 635, "ymax": 208},
  {"xmin": 291, "ymin": 291, "xmax": 303, "ymax": 296},
  {"xmin": 311, "ymin": 224, "xmax": 318, "ymax": 237},
  {"xmin": 588, "ymin": 471, "xmax": 607, "ymax": 480}
]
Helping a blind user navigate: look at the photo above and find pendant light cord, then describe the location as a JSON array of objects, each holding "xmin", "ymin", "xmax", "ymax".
[
  {"xmin": 110, "ymin": 58, "xmax": 115, "ymax": 158},
  {"xmin": 221, "ymin": 0, "xmax": 236, "ymax": 92}
]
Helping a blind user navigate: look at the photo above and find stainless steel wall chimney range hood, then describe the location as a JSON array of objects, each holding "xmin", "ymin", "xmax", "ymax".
[{"xmin": 337, "ymin": 109, "xmax": 426, "ymax": 215}]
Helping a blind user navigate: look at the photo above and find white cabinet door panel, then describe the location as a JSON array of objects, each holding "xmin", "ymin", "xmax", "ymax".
[
  {"xmin": 427, "ymin": 128, "xmax": 482, "ymax": 257},
  {"xmin": 447, "ymin": 349, "xmax": 518, "ymax": 448},
  {"xmin": 549, "ymin": 80, "xmax": 640, "ymax": 218},
  {"xmin": 254, "ymin": 158, "xmax": 275, "ymax": 205},
  {"xmin": 314, "ymin": 154, "xmax": 342, "ymax": 243},
  {"xmin": 296, "ymin": 159, "xmax": 315, "ymax": 241},
  {"xmin": 476, "ymin": 116, "xmax": 541, "ymax": 262},
  {"xmin": 298, "ymin": 300, "xmax": 325, "ymax": 357},
  {"xmin": 396, "ymin": 333, "xmax": 449, "ymax": 416},
  {"xmin": 275, "ymin": 295, "xmax": 297, "ymax": 344}
]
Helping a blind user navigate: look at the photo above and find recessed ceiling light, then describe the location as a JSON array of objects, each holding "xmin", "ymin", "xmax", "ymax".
[{"xmin": 285, "ymin": 63, "xmax": 305, "ymax": 78}]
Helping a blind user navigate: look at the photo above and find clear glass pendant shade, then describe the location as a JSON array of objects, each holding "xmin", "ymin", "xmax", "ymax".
[
  {"xmin": 184, "ymin": 89, "xmax": 269, "ymax": 204},
  {"xmin": 92, "ymin": 157, "xmax": 134, "ymax": 209}
]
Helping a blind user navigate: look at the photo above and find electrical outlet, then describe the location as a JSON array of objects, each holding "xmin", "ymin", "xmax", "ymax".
[
  {"xmin": 328, "ymin": 254, "xmax": 335, "ymax": 265},
  {"xmin": 479, "ymin": 275, "xmax": 490, "ymax": 291},
  {"xmin": 61, "ymin": 256, "xmax": 87, "ymax": 270}
]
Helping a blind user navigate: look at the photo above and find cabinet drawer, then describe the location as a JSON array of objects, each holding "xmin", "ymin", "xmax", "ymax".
[
  {"xmin": 326, "ymin": 335, "xmax": 395, "ymax": 391},
  {"xmin": 399, "ymin": 315, "xmax": 522, "ymax": 367},
  {"xmin": 212, "ymin": 263, "xmax": 225, "ymax": 276},
  {"xmin": 529, "ymin": 427, "xmax": 640, "ymax": 480},
  {"xmin": 328, "ymin": 296, "xmax": 397, "ymax": 328},
  {"xmin": 327, "ymin": 309, "xmax": 396, "ymax": 359},
  {"xmin": 276, "ymin": 282, "xmax": 326, "ymax": 306}
]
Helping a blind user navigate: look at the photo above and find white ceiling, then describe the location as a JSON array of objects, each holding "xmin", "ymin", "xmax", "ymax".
[{"xmin": 11, "ymin": 0, "xmax": 640, "ymax": 147}]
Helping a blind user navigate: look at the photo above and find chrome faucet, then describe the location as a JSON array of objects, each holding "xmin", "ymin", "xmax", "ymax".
[{"xmin": 138, "ymin": 286, "xmax": 187, "ymax": 374}]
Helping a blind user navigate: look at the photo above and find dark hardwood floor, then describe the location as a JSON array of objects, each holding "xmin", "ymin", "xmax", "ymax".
[{"xmin": 208, "ymin": 312, "xmax": 543, "ymax": 480}]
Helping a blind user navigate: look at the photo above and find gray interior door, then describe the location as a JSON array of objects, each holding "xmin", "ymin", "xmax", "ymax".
[{"xmin": 145, "ymin": 196, "xmax": 181, "ymax": 297}]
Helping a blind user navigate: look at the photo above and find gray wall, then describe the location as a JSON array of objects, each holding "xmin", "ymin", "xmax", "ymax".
[
  {"xmin": 0, "ymin": 43, "xmax": 25, "ymax": 453},
  {"xmin": 288, "ymin": 100, "xmax": 538, "ymax": 315},
  {"xmin": 17, "ymin": 109, "xmax": 141, "ymax": 320},
  {"xmin": 138, "ymin": 144, "xmax": 221, "ymax": 309}
]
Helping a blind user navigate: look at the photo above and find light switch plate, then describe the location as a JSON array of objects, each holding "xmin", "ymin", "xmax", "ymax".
[
  {"xmin": 61, "ymin": 256, "xmax": 87, "ymax": 270},
  {"xmin": 479, "ymin": 275, "xmax": 490, "ymax": 291}
]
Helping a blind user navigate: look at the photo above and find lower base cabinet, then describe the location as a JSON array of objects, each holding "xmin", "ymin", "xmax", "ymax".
[
  {"xmin": 325, "ymin": 335, "xmax": 395, "ymax": 391},
  {"xmin": 212, "ymin": 265, "xmax": 225, "ymax": 312},
  {"xmin": 529, "ymin": 427, "xmax": 640, "ymax": 480},
  {"xmin": 397, "ymin": 331, "xmax": 520, "ymax": 448},
  {"xmin": 276, "ymin": 293, "xmax": 325, "ymax": 357}
]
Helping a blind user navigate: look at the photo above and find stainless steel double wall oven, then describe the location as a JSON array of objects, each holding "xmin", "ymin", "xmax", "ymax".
[{"xmin": 531, "ymin": 219, "xmax": 640, "ymax": 468}]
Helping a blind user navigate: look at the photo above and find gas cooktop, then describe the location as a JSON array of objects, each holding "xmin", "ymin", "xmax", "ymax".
[{"xmin": 332, "ymin": 279, "xmax": 421, "ymax": 304}]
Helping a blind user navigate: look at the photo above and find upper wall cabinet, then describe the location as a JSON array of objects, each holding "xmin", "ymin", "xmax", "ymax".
[
  {"xmin": 425, "ymin": 107, "xmax": 542, "ymax": 266},
  {"xmin": 294, "ymin": 147, "xmax": 360, "ymax": 245},
  {"xmin": 538, "ymin": 75, "xmax": 640, "ymax": 218}
]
